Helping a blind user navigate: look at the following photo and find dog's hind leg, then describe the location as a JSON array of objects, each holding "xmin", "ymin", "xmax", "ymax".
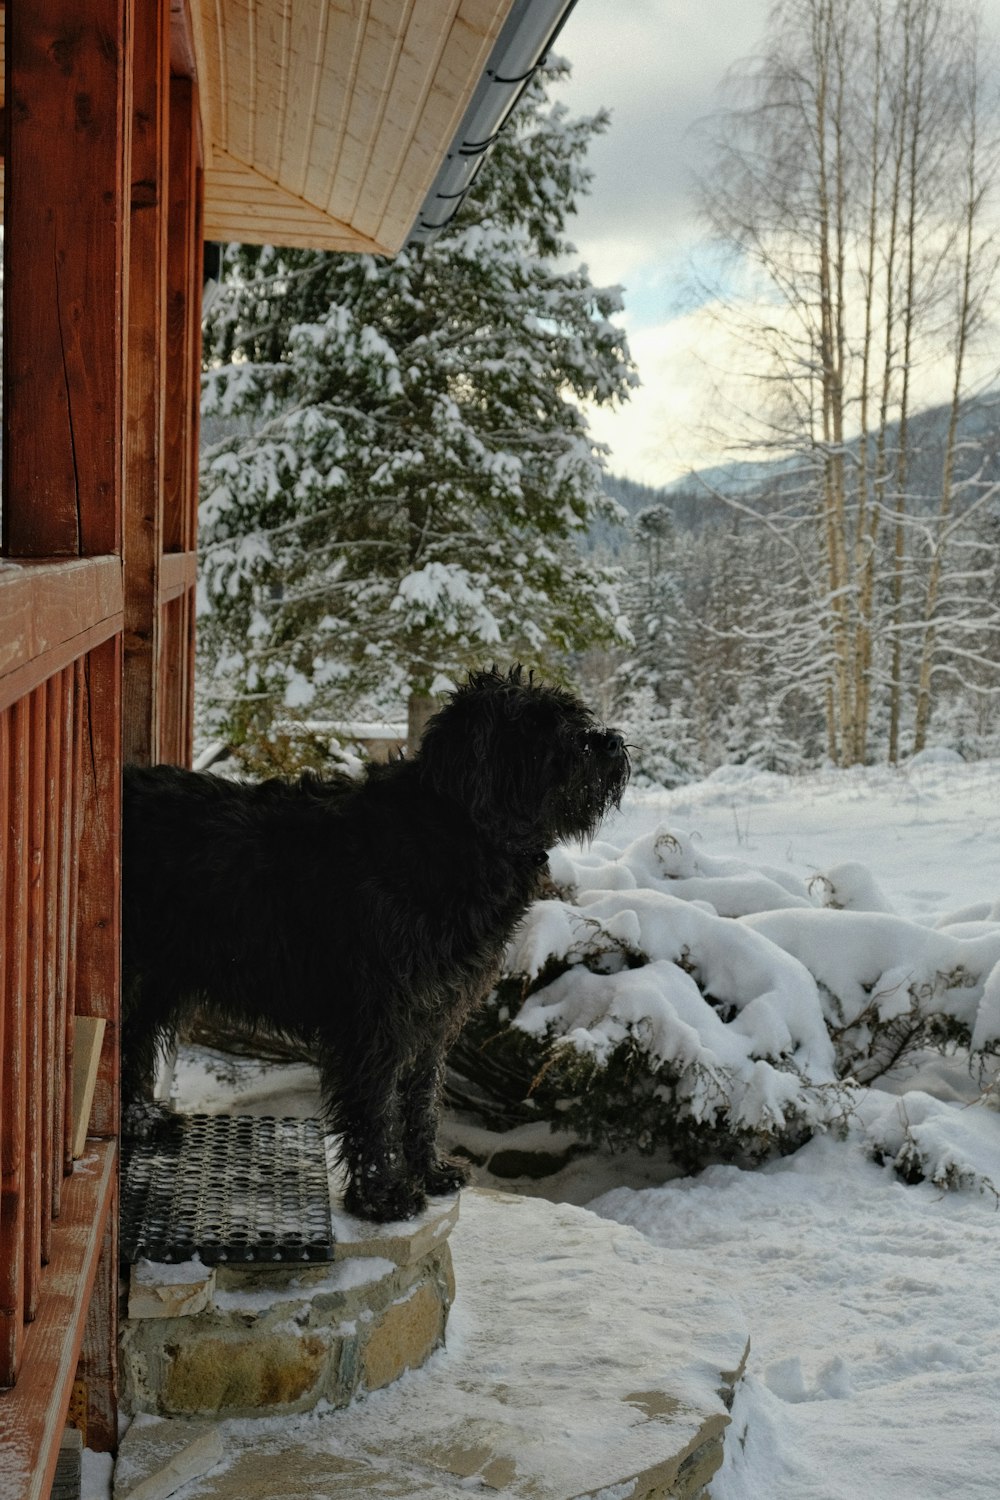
[{"xmin": 119, "ymin": 979, "xmax": 182, "ymax": 1135}]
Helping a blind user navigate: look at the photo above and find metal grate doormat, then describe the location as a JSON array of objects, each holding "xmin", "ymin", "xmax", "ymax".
[{"xmin": 120, "ymin": 1114, "xmax": 335, "ymax": 1265}]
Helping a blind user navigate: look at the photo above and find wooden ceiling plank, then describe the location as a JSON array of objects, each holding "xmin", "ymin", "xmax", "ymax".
[
  {"xmin": 187, "ymin": 0, "xmax": 214, "ymax": 164},
  {"xmin": 279, "ymin": 0, "xmax": 330, "ymax": 199},
  {"xmin": 201, "ymin": 0, "xmax": 228, "ymax": 159},
  {"xmin": 327, "ymin": 0, "xmax": 419, "ymax": 223},
  {"xmin": 205, "ymin": 145, "xmax": 390, "ymax": 251},
  {"xmin": 217, "ymin": 0, "xmax": 255, "ymax": 166},
  {"xmin": 195, "ymin": 0, "xmax": 525, "ymax": 257},
  {"xmin": 344, "ymin": 0, "xmax": 462, "ymax": 233},
  {"xmin": 253, "ymin": 0, "xmax": 290, "ymax": 182},
  {"xmin": 303, "ymin": 0, "xmax": 370, "ymax": 211},
  {"xmin": 350, "ymin": 0, "xmax": 470, "ymax": 240},
  {"xmin": 205, "ymin": 206, "xmax": 378, "ymax": 250},
  {"xmin": 371, "ymin": 0, "xmax": 508, "ymax": 248}
]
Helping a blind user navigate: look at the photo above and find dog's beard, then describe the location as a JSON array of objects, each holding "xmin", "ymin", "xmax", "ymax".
[{"xmin": 547, "ymin": 736, "xmax": 630, "ymax": 844}]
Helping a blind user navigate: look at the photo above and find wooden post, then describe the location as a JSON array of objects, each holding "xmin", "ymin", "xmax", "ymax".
[
  {"xmin": 161, "ymin": 73, "xmax": 202, "ymax": 767},
  {"xmin": 2, "ymin": 0, "xmax": 131, "ymax": 1440},
  {"xmin": 3, "ymin": 2, "xmax": 131, "ymax": 559},
  {"xmin": 165, "ymin": 76, "xmax": 199, "ymax": 559},
  {"xmin": 124, "ymin": 0, "xmax": 170, "ymax": 766}
]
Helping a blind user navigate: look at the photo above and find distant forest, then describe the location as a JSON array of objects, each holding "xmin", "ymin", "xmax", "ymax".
[{"xmin": 590, "ymin": 396, "xmax": 1000, "ymax": 782}]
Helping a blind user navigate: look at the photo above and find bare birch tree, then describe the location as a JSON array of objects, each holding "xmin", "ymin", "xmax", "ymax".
[{"xmin": 697, "ymin": 0, "xmax": 1000, "ymax": 764}]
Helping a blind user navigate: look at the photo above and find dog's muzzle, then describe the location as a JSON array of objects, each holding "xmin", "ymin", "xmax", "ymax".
[{"xmin": 582, "ymin": 728, "xmax": 627, "ymax": 760}]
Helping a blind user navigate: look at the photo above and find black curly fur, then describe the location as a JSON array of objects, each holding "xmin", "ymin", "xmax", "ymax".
[{"xmin": 121, "ymin": 665, "xmax": 630, "ymax": 1221}]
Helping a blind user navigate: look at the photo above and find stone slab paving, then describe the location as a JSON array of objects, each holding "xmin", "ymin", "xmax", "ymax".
[{"xmin": 115, "ymin": 1189, "xmax": 749, "ymax": 1500}]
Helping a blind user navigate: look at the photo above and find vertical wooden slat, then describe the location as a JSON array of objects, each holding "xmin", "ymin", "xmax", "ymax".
[
  {"xmin": 42, "ymin": 672, "xmax": 65, "ymax": 1243},
  {"xmin": 23, "ymin": 688, "xmax": 47, "ymax": 1318},
  {"xmin": 0, "ymin": 709, "xmax": 7, "ymax": 1269},
  {"xmin": 184, "ymin": 130, "xmax": 205, "ymax": 769},
  {"xmin": 75, "ymin": 639, "xmax": 122, "ymax": 1139},
  {"xmin": 73, "ymin": 634, "xmax": 122, "ymax": 1451},
  {"xmin": 162, "ymin": 72, "xmax": 202, "ymax": 768},
  {"xmin": 158, "ymin": 598, "xmax": 176, "ymax": 766},
  {"xmin": 0, "ymin": 708, "xmax": 8, "ymax": 1367},
  {"xmin": 63, "ymin": 663, "xmax": 85, "ymax": 1179},
  {"xmin": 184, "ymin": 587, "xmax": 197, "ymax": 766},
  {"xmin": 1, "ymin": 700, "xmax": 29, "ymax": 1383},
  {"xmin": 124, "ymin": 0, "xmax": 169, "ymax": 767},
  {"xmin": 77, "ymin": 1181, "xmax": 119, "ymax": 1453},
  {"xmin": 2, "ymin": 1, "xmax": 131, "ymax": 558},
  {"xmin": 164, "ymin": 73, "xmax": 197, "ymax": 560}
]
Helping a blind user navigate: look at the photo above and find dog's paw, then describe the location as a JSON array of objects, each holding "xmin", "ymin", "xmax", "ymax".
[
  {"xmin": 122, "ymin": 1099, "xmax": 175, "ymax": 1139},
  {"xmin": 343, "ymin": 1177, "xmax": 428, "ymax": 1224},
  {"xmin": 422, "ymin": 1154, "xmax": 471, "ymax": 1196}
]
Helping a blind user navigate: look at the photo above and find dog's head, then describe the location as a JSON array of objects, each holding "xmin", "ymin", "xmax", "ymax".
[{"xmin": 416, "ymin": 665, "xmax": 630, "ymax": 854}]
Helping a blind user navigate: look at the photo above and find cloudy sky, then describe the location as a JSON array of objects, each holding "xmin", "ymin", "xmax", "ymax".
[
  {"xmin": 555, "ymin": 0, "xmax": 770, "ymax": 488},
  {"xmin": 555, "ymin": 0, "xmax": 1000, "ymax": 489}
]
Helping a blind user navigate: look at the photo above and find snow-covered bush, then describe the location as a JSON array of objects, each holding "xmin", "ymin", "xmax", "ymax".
[{"xmin": 456, "ymin": 825, "xmax": 1000, "ymax": 1176}]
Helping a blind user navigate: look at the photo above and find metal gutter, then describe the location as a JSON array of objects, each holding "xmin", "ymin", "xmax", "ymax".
[{"xmin": 406, "ymin": 0, "xmax": 580, "ymax": 245}]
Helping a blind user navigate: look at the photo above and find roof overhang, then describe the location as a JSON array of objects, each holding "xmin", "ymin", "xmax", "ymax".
[
  {"xmin": 0, "ymin": 2, "xmax": 577, "ymax": 256},
  {"xmin": 193, "ymin": 0, "xmax": 578, "ymax": 256}
]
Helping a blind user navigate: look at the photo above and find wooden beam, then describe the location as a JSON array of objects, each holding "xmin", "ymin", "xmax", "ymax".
[
  {"xmin": 162, "ymin": 73, "xmax": 202, "ymax": 766},
  {"xmin": 2, "ymin": 1, "xmax": 131, "ymax": 558},
  {"xmin": 0, "ymin": 1141, "xmax": 115, "ymax": 1500},
  {"xmin": 77, "ymin": 1179, "xmax": 119, "ymax": 1453},
  {"xmin": 41, "ymin": 672, "xmax": 66, "ymax": 1247},
  {"xmin": 0, "ymin": 559, "xmax": 124, "ymax": 715},
  {"xmin": 169, "ymin": 0, "xmax": 198, "ymax": 80},
  {"xmin": 73, "ymin": 634, "xmax": 121, "ymax": 1143},
  {"xmin": 159, "ymin": 549, "xmax": 198, "ymax": 604},
  {"xmin": 124, "ymin": 0, "xmax": 170, "ymax": 766},
  {"xmin": 164, "ymin": 75, "xmax": 198, "ymax": 558}
]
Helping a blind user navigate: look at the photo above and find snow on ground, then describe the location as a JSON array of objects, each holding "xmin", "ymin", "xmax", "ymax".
[
  {"xmin": 610, "ymin": 756, "xmax": 1000, "ymax": 927},
  {"xmin": 592, "ymin": 1137, "xmax": 1000, "ymax": 1500},
  {"xmin": 157, "ymin": 757, "xmax": 1000, "ymax": 1498},
  {"xmin": 579, "ymin": 757, "xmax": 1000, "ymax": 1499}
]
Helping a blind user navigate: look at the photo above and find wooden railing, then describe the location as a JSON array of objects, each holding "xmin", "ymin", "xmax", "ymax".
[
  {"xmin": 0, "ymin": 7, "xmax": 202, "ymax": 1491},
  {"xmin": 0, "ymin": 557, "xmax": 123, "ymax": 1497}
]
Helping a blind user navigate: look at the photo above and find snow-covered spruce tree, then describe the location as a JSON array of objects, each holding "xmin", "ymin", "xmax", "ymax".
[{"xmin": 198, "ymin": 60, "xmax": 635, "ymax": 754}]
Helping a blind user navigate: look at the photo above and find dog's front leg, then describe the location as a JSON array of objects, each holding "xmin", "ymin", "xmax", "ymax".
[
  {"xmin": 324, "ymin": 1056, "xmax": 429, "ymax": 1223},
  {"xmin": 399, "ymin": 1054, "xmax": 470, "ymax": 1198}
]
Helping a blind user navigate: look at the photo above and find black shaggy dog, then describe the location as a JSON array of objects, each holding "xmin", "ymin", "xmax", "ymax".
[{"xmin": 121, "ymin": 666, "xmax": 629, "ymax": 1221}]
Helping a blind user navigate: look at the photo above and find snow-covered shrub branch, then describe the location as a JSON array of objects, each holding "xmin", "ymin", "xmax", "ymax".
[{"xmin": 455, "ymin": 823, "xmax": 1000, "ymax": 1179}]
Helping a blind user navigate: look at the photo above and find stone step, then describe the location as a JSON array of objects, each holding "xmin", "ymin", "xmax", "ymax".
[
  {"xmin": 115, "ymin": 1189, "xmax": 748, "ymax": 1500},
  {"xmin": 119, "ymin": 1195, "xmax": 459, "ymax": 1420}
]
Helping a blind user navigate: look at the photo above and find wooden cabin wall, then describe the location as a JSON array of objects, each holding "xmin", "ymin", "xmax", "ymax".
[{"xmin": 0, "ymin": 0, "xmax": 201, "ymax": 1490}]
